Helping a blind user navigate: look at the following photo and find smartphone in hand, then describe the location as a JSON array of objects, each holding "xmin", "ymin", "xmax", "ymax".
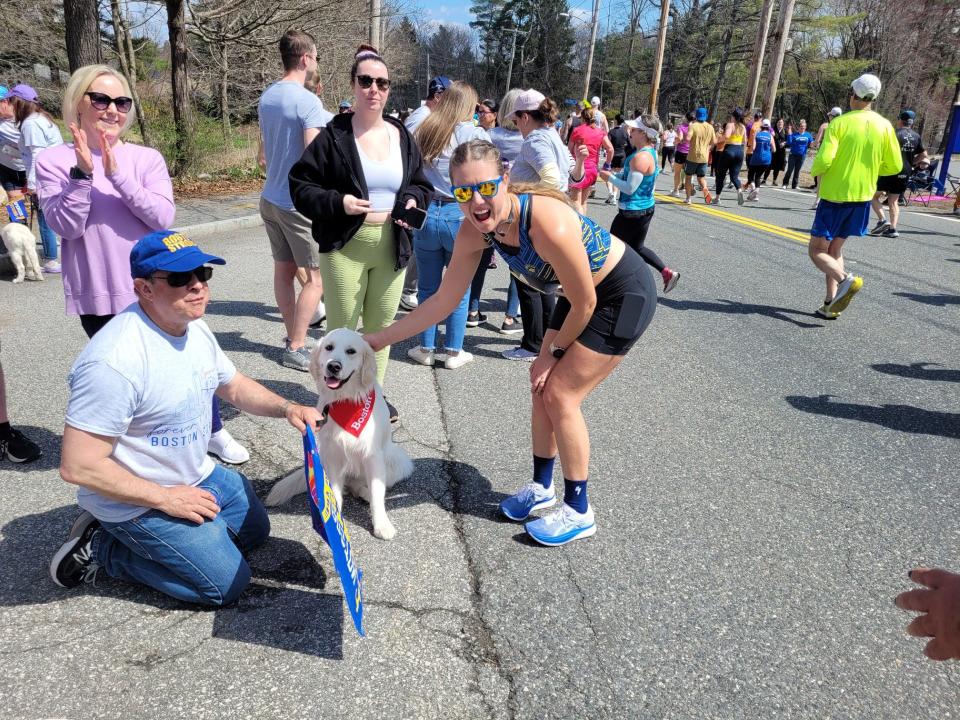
[{"xmin": 398, "ymin": 205, "xmax": 428, "ymax": 230}]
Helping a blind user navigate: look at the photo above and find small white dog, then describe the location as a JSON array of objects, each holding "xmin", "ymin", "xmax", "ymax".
[
  {"xmin": 266, "ymin": 328, "xmax": 413, "ymax": 540},
  {"xmin": 2, "ymin": 221, "xmax": 44, "ymax": 283}
]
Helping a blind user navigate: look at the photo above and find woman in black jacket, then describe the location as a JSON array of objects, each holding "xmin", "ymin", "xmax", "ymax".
[{"xmin": 290, "ymin": 44, "xmax": 433, "ymax": 409}]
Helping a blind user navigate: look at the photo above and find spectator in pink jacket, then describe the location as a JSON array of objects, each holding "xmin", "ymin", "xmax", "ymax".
[{"xmin": 36, "ymin": 64, "xmax": 248, "ymax": 465}]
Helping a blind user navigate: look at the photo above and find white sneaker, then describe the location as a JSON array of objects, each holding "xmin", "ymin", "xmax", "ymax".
[
  {"xmin": 524, "ymin": 503, "xmax": 596, "ymax": 546},
  {"xmin": 399, "ymin": 293, "xmax": 419, "ymax": 311},
  {"xmin": 310, "ymin": 299, "xmax": 326, "ymax": 328},
  {"xmin": 444, "ymin": 349, "xmax": 473, "ymax": 369},
  {"xmin": 668, "ymin": 190, "xmax": 679, "ymax": 198},
  {"xmin": 208, "ymin": 428, "xmax": 250, "ymax": 465},
  {"xmin": 42, "ymin": 259, "xmax": 62, "ymax": 274},
  {"xmin": 406, "ymin": 346, "xmax": 436, "ymax": 366}
]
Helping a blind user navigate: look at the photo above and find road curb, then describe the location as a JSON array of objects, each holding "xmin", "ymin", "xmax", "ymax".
[{"xmin": 174, "ymin": 214, "xmax": 263, "ymax": 239}]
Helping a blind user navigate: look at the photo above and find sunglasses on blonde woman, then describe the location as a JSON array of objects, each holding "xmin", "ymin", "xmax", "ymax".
[
  {"xmin": 450, "ymin": 177, "xmax": 503, "ymax": 203},
  {"xmin": 85, "ymin": 91, "xmax": 133, "ymax": 113},
  {"xmin": 356, "ymin": 75, "xmax": 391, "ymax": 91}
]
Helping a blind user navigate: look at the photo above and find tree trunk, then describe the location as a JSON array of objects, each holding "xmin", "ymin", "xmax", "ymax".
[
  {"xmin": 218, "ymin": 43, "xmax": 231, "ymax": 140},
  {"xmin": 167, "ymin": 0, "xmax": 193, "ymax": 175},
  {"xmin": 110, "ymin": 0, "xmax": 150, "ymax": 146},
  {"xmin": 709, "ymin": 0, "xmax": 741, "ymax": 119},
  {"xmin": 64, "ymin": 0, "xmax": 101, "ymax": 72},
  {"xmin": 620, "ymin": 18, "xmax": 638, "ymax": 115}
]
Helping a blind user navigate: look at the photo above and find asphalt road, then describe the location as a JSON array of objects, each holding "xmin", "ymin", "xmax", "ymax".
[{"xmin": 1, "ymin": 175, "xmax": 957, "ymax": 719}]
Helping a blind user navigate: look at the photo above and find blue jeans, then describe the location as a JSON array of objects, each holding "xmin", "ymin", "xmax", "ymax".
[
  {"xmin": 415, "ymin": 201, "xmax": 470, "ymax": 352},
  {"xmin": 506, "ymin": 276, "xmax": 520, "ymax": 318},
  {"xmin": 36, "ymin": 205, "xmax": 58, "ymax": 260},
  {"xmin": 94, "ymin": 465, "xmax": 270, "ymax": 606}
]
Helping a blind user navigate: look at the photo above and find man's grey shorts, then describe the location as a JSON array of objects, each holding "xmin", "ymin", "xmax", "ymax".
[{"xmin": 259, "ymin": 197, "xmax": 320, "ymax": 268}]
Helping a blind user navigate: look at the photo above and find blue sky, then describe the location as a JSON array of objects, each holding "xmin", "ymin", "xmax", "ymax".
[{"xmin": 418, "ymin": 0, "xmax": 476, "ymax": 31}]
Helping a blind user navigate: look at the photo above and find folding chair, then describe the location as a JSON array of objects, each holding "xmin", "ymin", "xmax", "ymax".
[{"xmin": 903, "ymin": 158, "xmax": 937, "ymax": 207}]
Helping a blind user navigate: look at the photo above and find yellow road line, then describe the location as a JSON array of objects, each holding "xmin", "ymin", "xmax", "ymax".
[{"xmin": 655, "ymin": 192, "xmax": 810, "ymax": 245}]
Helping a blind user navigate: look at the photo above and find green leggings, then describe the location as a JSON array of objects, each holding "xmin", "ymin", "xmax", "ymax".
[{"xmin": 319, "ymin": 222, "xmax": 405, "ymax": 384}]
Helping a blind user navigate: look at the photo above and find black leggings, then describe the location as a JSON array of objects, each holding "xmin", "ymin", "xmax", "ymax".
[
  {"xmin": 747, "ymin": 164, "xmax": 770, "ymax": 186},
  {"xmin": 661, "ymin": 147, "xmax": 675, "ymax": 169},
  {"xmin": 517, "ymin": 281, "xmax": 556, "ymax": 354},
  {"xmin": 715, "ymin": 146, "xmax": 744, "ymax": 196},
  {"xmin": 610, "ymin": 210, "xmax": 666, "ymax": 273},
  {"xmin": 783, "ymin": 154, "xmax": 804, "ymax": 188}
]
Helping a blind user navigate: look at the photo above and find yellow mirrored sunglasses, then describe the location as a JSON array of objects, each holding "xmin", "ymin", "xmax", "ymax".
[{"xmin": 450, "ymin": 177, "xmax": 503, "ymax": 203}]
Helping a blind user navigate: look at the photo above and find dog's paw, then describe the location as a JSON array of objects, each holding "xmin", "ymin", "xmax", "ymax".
[
  {"xmin": 372, "ymin": 517, "xmax": 397, "ymax": 540},
  {"xmin": 11, "ymin": 277, "xmax": 23, "ymax": 284}
]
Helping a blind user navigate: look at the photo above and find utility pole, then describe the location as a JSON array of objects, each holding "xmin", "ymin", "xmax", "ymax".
[
  {"xmin": 744, "ymin": 0, "xmax": 776, "ymax": 111},
  {"xmin": 582, "ymin": 0, "xmax": 601, "ymax": 100},
  {"xmin": 648, "ymin": 0, "xmax": 670, "ymax": 115},
  {"xmin": 504, "ymin": 28, "xmax": 526, "ymax": 95},
  {"xmin": 369, "ymin": 0, "xmax": 381, "ymax": 49},
  {"xmin": 761, "ymin": 0, "xmax": 796, "ymax": 118}
]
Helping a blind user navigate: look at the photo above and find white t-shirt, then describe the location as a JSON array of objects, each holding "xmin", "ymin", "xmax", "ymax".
[
  {"xmin": 405, "ymin": 104, "xmax": 430, "ymax": 134},
  {"xmin": 19, "ymin": 113, "xmax": 63, "ymax": 189},
  {"xmin": 663, "ymin": 130, "xmax": 677, "ymax": 148},
  {"xmin": 65, "ymin": 303, "xmax": 237, "ymax": 522},
  {"xmin": 0, "ymin": 119, "xmax": 25, "ymax": 171},
  {"xmin": 423, "ymin": 122, "xmax": 490, "ymax": 198}
]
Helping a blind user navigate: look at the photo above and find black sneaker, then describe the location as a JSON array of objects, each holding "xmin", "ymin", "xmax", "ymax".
[
  {"xmin": 50, "ymin": 512, "xmax": 102, "ymax": 588},
  {"xmin": 0, "ymin": 428, "xmax": 42, "ymax": 463},
  {"xmin": 880, "ymin": 227, "xmax": 900, "ymax": 239},
  {"xmin": 869, "ymin": 218, "xmax": 890, "ymax": 236},
  {"xmin": 465, "ymin": 312, "xmax": 487, "ymax": 328},
  {"xmin": 385, "ymin": 398, "xmax": 399, "ymax": 424}
]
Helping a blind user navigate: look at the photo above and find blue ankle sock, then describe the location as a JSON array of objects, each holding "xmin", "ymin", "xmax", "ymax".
[
  {"xmin": 532, "ymin": 455, "xmax": 555, "ymax": 490},
  {"xmin": 563, "ymin": 479, "xmax": 589, "ymax": 513}
]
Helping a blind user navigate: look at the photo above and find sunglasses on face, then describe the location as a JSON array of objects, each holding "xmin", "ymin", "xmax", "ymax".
[
  {"xmin": 356, "ymin": 75, "xmax": 391, "ymax": 91},
  {"xmin": 450, "ymin": 177, "xmax": 503, "ymax": 203},
  {"xmin": 151, "ymin": 266, "xmax": 214, "ymax": 287},
  {"xmin": 85, "ymin": 91, "xmax": 133, "ymax": 113}
]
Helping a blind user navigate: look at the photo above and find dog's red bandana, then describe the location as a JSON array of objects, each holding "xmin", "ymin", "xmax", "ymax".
[{"xmin": 326, "ymin": 391, "xmax": 376, "ymax": 438}]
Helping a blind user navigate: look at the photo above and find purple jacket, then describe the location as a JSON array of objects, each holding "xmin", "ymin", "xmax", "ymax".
[{"xmin": 36, "ymin": 142, "xmax": 175, "ymax": 316}]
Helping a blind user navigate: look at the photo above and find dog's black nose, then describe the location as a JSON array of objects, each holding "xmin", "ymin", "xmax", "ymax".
[{"xmin": 326, "ymin": 360, "xmax": 342, "ymax": 376}]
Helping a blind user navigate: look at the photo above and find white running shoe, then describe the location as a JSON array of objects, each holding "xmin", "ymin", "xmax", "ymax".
[
  {"xmin": 444, "ymin": 350, "xmax": 474, "ymax": 370},
  {"xmin": 399, "ymin": 293, "xmax": 419, "ymax": 311},
  {"xmin": 407, "ymin": 346, "xmax": 437, "ymax": 366},
  {"xmin": 310, "ymin": 299, "xmax": 326, "ymax": 328},
  {"xmin": 524, "ymin": 503, "xmax": 596, "ymax": 546},
  {"xmin": 208, "ymin": 428, "xmax": 250, "ymax": 465}
]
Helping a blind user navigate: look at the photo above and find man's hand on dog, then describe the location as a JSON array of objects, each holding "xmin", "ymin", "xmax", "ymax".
[
  {"xmin": 158, "ymin": 486, "xmax": 221, "ymax": 524},
  {"xmin": 284, "ymin": 402, "xmax": 325, "ymax": 434}
]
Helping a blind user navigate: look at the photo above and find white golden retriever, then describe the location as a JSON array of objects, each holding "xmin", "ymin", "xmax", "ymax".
[
  {"xmin": 265, "ymin": 328, "xmax": 413, "ymax": 540},
  {"xmin": 2, "ymin": 221, "xmax": 44, "ymax": 283}
]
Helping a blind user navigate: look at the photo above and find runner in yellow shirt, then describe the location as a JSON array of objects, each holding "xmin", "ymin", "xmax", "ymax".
[{"xmin": 807, "ymin": 73, "xmax": 901, "ymax": 319}]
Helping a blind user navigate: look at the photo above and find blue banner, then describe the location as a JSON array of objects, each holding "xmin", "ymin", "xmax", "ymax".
[
  {"xmin": 303, "ymin": 425, "xmax": 365, "ymax": 636},
  {"xmin": 5, "ymin": 199, "xmax": 27, "ymax": 225}
]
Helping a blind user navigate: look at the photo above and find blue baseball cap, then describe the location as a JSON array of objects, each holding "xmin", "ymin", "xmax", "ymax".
[
  {"xmin": 0, "ymin": 85, "xmax": 8, "ymax": 100},
  {"xmin": 696, "ymin": 107, "xmax": 708, "ymax": 121},
  {"xmin": 130, "ymin": 230, "xmax": 225, "ymax": 279},
  {"xmin": 428, "ymin": 76, "xmax": 451, "ymax": 98},
  {"xmin": 899, "ymin": 109, "xmax": 916, "ymax": 124}
]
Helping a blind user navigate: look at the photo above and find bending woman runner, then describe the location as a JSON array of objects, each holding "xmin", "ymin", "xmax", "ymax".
[
  {"xmin": 365, "ymin": 139, "xmax": 657, "ymax": 546},
  {"xmin": 599, "ymin": 115, "xmax": 679, "ymax": 293}
]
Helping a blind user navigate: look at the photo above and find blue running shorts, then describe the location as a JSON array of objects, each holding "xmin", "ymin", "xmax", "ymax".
[{"xmin": 810, "ymin": 199, "xmax": 871, "ymax": 242}]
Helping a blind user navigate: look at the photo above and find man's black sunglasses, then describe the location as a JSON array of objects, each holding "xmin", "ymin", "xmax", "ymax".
[
  {"xmin": 151, "ymin": 266, "xmax": 213, "ymax": 287},
  {"xmin": 356, "ymin": 74, "xmax": 391, "ymax": 91},
  {"xmin": 86, "ymin": 91, "xmax": 134, "ymax": 113}
]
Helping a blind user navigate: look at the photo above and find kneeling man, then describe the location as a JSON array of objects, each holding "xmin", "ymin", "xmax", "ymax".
[{"xmin": 50, "ymin": 230, "xmax": 322, "ymax": 606}]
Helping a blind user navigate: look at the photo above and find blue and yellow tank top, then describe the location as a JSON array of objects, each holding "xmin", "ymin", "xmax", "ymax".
[
  {"xmin": 484, "ymin": 194, "xmax": 611, "ymax": 293},
  {"xmin": 618, "ymin": 147, "xmax": 658, "ymax": 212}
]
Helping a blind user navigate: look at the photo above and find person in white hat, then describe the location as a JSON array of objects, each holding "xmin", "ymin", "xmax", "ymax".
[
  {"xmin": 807, "ymin": 106, "xmax": 843, "ymax": 191},
  {"xmin": 590, "ymin": 96, "xmax": 609, "ymax": 132},
  {"xmin": 806, "ymin": 72, "xmax": 901, "ymax": 319}
]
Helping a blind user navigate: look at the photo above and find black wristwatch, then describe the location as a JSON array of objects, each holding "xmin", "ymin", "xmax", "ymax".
[
  {"xmin": 550, "ymin": 343, "xmax": 566, "ymax": 359},
  {"xmin": 69, "ymin": 166, "xmax": 93, "ymax": 181}
]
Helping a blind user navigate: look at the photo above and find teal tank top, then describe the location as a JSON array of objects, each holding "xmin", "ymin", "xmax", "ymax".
[
  {"xmin": 617, "ymin": 147, "xmax": 658, "ymax": 212},
  {"xmin": 483, "ymin": 194, "xmax": 611, "ymax": 293}
]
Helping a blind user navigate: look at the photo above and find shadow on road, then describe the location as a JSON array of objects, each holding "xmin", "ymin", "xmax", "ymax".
[
  {"xmin": 892, "ymin": 292, "xmax": 960, "ymax": 307},
  {"xmin": 207, "ymin": 299, "xmax": 282, "ymax": 323},
  {"xmin": 785, "ymin": 394, "xmax": 960, "ymax": 440},
  {"xmin": 872, "ymin": 362, "xmax": 960, "ymax": 383},
  {"xmin": 1, "ymin": 506, "xmax": 343, "ymax": 659},
  {"xmin": 658, "ymin": 297, "xmax": 823, "ymax": 328}
]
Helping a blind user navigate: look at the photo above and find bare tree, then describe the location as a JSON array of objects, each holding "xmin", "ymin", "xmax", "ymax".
[
  {"xmin": 64, "ymin": 0, "xmax": 103, "ymax": 72},
  {"xmin": 167, "ymin": 0, "xmax": 194, "ymax": 175},
  {"xmin": 109, "ymin": 0, "xmax": 151, "ymax": 144}
]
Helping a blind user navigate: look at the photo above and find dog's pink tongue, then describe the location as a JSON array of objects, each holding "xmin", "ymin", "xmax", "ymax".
[{"xmin": 324, "ymin": 377, "xmax": 342, "ymax": 389}]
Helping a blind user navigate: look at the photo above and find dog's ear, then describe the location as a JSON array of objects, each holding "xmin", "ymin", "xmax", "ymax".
[
  {"xmin": 308, "ymin": 339, "xmax": 323, "ymax": 386},
  {"xmin": 359, "ymin": 337, "xmax": 378, "ymax": 388}
]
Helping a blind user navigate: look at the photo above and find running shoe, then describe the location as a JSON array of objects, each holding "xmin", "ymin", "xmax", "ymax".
[
  {"xmin": 465, "ymin": 312, "xmax": 487, "ymax": 328},
  {"xmin": 828, "ymin": 274, "xmax": 863, "ymax": 313},
  {"xmin": 662, "ymin": 268, "xmax": 680, "ymax": 293},
  {"xmin": 0, "ymin": 427, "xmax": 41, "ymax": 463},
  {"xmin": 683, "ymin": 197, "xmax": 692, "ymax": 205},
  {"xmin": 502, "ymin": 347, "xmax": 537, "ymax": 361},
  {"xmin": 43, "ymin": 260, "xmax": 62, "ymax": 274},
  {"xmin": 880, "ymin": 227, "xmax": 900, "ymax": 239},
  {"xmin": 50, "ymin": 512, "xmax": 102, "ymax": 588},
  {"xmin": 444, "ymin": 350, "xmax": 474, "ymax": 370},
  {"xmin": 500, "ymin": 317, "xmax": 522, "ymax": 335},
  {"xmin": 604, "ymin": 196, "xmax": 615, "ymax": 205},
  {"xmin": 710, "ymin": 197, "xmax": 719, "ymax": 205},
  {"xmin": 407, "ymin": 346, "xmax": 437, "ymax": 366},
  {"xmin": 737, "ymin": 188, "xmax": 745, "ymax": 205},
  {"xmin": 869, "ymin": 219, "xmax": 890, "ymax": 236},
  {"xmin": 524, "ymin": 504, "xmax": 596, "ymax": 546},
  {"xmin": 814, "ymin": 304, "xmax": 840, "ymax": 320},
  {"xmin": 702, "ymin": 189, "xmax": 713, "ymax": 205},
  {"xmin": 309, "ymin": 299, "xmax": 327, "ymax": 328},
  {"xmin": 668, "ymin": 190, "xmax": 679, "ymax": 198},
  {"xmin": 399, "ymin": 293, "xmax": 419, "ymax": 311},
  {"xmin": 499, "ymin": 482, "xmax": 556, "ymax": 521},
  {"xmin": 208, "ymin": 428, "xmax": 250, "ymax": 465}
]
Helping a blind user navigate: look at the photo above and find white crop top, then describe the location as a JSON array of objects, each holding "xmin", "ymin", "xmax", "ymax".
[{"xmin": 355, "ymin": 130, "xmax": 403, "ymax": 212}]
